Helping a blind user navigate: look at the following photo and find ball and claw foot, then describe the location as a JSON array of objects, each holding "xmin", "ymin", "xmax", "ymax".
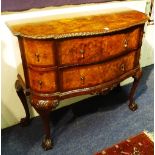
[
  {"xmin": 20, "ymin": 117, "xmax": 31, "ymax": 127},
  {"xmin": 42, "ymin": 136, "xmax": 53, "ymax": 151},
  {"xmin": 128, "ymin": 102, "xmax": 138, "ymax": 111}
]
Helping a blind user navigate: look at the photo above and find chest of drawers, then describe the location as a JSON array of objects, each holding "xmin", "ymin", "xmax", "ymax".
[{"xmin": 7, "ymin": 8, "xmax": 148, "ymax": 150}]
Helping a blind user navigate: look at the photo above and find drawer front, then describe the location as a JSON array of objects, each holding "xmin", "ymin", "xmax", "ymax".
[
  {"xmin": 58, "ymin": 27, "xmax": 141, "ymax": 65},
  {"xmin": 23, "ymin": 38, "xmax": 55, "ymax": 66},
  {"xmin": 62, "ymin": 51, "xmax": 136, "ymax": 91},
  {"xmin": 28, "ymin": 68, "xmax": 57, "ymax": 93}
]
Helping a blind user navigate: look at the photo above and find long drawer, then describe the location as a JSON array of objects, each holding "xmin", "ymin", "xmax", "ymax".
[
  {"xmin": 28, "ymin": 50, "xmax": 137, "ymax": 93},
  {"xmin": 58, "ymin": 27, "xmax": 141, "ymax": 66},
  {"xmin": 23, "ymin": 27, "xmax": 142, "ymax": 67},
  {"xmin": 61, "ymin": 51, "xmax": 136, "ymax": 91}
]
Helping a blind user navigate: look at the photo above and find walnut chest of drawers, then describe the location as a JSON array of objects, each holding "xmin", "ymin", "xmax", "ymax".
[{"xmin": 7, "ymin": 8, "xmax": 148, "ymax": 150}]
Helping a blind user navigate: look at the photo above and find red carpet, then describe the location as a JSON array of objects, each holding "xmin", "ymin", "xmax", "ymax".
[{"xmin": 95, "ymin": 131, "xmax": 154, "ymax": 155}]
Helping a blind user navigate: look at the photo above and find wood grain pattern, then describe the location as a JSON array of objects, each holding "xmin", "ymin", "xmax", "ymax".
[
  {"xmin": 23, "ymin": 38, "xmax": 55, "ymax": 66},
  {"xmin": 58, "ymin": 26, "xmax": 141, "ymax": 65},
  {"xmin": 61, "ymin": 51, "xmax": 136, "ymax": 91},
  {"xmin": 7, "ymin": 10, "xmax": 148, "ymax": 39},
  {"xmin": 28, "ymin": 68, "xmax": 57, "ymax": 93}
]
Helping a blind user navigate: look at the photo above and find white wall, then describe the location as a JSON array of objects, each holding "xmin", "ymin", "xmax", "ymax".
[{"xmin": 1, "ymin": 0, "xmax": 154, "ymax": 129}]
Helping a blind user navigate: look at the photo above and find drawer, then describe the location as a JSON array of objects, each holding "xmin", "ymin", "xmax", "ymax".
[
  {"xmin": 23, "ymin": 38, "xmax": 55, "ymax": 66},
  {"xmin": 28, "ymin": 68, "xmax": 57, "ymax": 93},
  {"xmin": 61, "ymin": 51, "xmax": 136, "ymax": 91},
  {"xmin": 58, "ymin": 27, "xmax": 141, "ymax": 65}
]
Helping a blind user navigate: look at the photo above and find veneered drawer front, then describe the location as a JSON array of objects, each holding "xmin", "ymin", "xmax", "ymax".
[
  {"xmin": 62, "ymin": 51, "xmax": 136, "ymax": 91},
  {"xmin": 28, "ymin": 68, "xmax": 57, "ymax": 93},
  {"xmin": 58, "ymin": 27, "xmax": 141, "ymax": 65},
  {"xmin": 23, "ymin": 38, "xmax": 55, "ymax": 66}
]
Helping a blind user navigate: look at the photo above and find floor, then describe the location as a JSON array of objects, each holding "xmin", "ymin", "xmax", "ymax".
[{"xmin": 2, "ymin": 65, "xmax": 154, "ymax": 155}]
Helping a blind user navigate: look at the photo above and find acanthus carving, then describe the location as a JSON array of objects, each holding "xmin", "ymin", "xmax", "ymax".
[
  {"xmin": 90, "ymin": 84, "xmax": 118, "ymax": 95},
  {"xmin": 31, "ymin": 97, "xmax": 59, "ymax": 111}
]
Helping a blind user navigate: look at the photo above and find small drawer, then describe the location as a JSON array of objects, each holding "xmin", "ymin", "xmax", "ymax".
[
  {"xmin": 58, "ymin": 27, "xmax": 141, "ymax": 66},
  {"xmin": 28, "ymin": 68, "xmax": 57, "ymax": 93},
  {"xmin": 61, "ymin": 51, "xmax": 136, "ymax": 91},
  {"xmin": 23, "ymin": 38, "xmax": 55, "ymax": 66}
]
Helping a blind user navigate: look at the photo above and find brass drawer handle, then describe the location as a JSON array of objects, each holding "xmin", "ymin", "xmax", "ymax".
[
  {"xmin": 124, "ymin": 39, "xmax": 128, "ymax": 48},
  {"xmin": 38, "ymin": 80, "xmax": 43, "ymax": 89},
  {"xmin": 80, "ymin": 76, "xmax": 85, "ymax": 84},
  {"xmin": 35, "ymin": 53, "xmax": 40, "ymax": 62},
  {"xmin": 120, "ymin": 64, "xmax": 125, "ymax": 71},
  {"xmin": 80, "ymin": 49, "xmax": 85, "ymax": 58}
]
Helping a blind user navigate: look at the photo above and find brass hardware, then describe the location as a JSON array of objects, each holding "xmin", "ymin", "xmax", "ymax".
[
  {"xmin": 80, "ymin": 49, "xmax": 84, "ymax": 54},
  {"xmin": 80, "ymin": 49, "xmax": 85, "ymax": 58},
  {"xmin": 38, "ymin": 80, "xmax": 43, "ymax": 89},
  {"xmin": 124, "ymin": 39, "xmax": 128, "ymax": 48},
  {"xmin": 121, "ymin": 64, "xmax": 125, "ymax": 71},
  {"xmin": 35, "ymin": 53, "xmax": 40, "ymax": 62},
  {"xmin": 80, "ymin": 76, "xmax": 85, "ymax": 84}
]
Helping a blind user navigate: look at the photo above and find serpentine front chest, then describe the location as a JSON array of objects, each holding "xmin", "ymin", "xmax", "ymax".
[{"xmin": 7, "ymin": 8, "xmax": 148, "ymax": 150}]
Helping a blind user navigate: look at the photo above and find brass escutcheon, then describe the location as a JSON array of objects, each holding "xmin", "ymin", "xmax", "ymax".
[
  {"xmin": 80, "ymin": 76, "xmax": 85, "ymax": 84},
  {"xmin": 38, "ymin": 80, "xmax": 43, "ymax": 89},
  {"xmin": 124, "ymin": 39, "xmax": 128, "ymax": 48},
  {"xmin": 35, "ymin": 53, "xmax": 40, "ymax": 62},
  {"xmin": 80, "ymin": 49, "xmax": 85, "ymax": 58},
  {"xmin": 121, "ymin": 64, "xmax": 125, "ymax": 71}
]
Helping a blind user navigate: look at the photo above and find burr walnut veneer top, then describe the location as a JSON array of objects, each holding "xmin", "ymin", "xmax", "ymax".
[{"xmin": 6, "ymin": 9, "xmax": 148, "ymax": 39}]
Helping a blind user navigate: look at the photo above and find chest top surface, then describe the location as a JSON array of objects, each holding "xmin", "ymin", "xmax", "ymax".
[{"xmin": 6, "ymin": 8, "xmax": 148, "ymax": 39}]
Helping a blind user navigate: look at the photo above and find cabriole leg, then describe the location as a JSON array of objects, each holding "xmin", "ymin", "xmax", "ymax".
[
  {"xmin": 128, "ymin": 69, "xmax": 142, "ymax": 111},
  {"xmin": 31, "ymin": 98, "xmax": 59, "ymax": 150},
  {"xmin": 36, "ymin": 110, "xmax": 53, "ymax": 150},
  {"xmin": 15, "ymin": 80, "xmax": 31, "ymax": 126}
]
